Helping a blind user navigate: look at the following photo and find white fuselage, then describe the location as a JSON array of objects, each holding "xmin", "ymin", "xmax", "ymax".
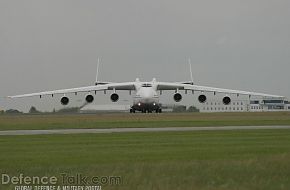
[{"xmin": 132, "ymin": 82, "xmax": 160, "ymax": 112}]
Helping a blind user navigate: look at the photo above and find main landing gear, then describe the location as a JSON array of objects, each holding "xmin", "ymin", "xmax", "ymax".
[
  {"xmin": 156, "ymin": 109, "xmax": 162, "ymax": 113},
  {"xmin": 130, "ymin": 108, "xmax": 162, "ymax": 113}
]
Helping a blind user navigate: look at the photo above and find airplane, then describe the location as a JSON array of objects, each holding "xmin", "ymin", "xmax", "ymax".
[{"xmin": 8, "ymin": 59, "xmax": 284, "ymax": 113}]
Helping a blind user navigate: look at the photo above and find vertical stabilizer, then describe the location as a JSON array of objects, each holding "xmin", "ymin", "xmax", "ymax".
[
  {"xmin": 95, "ymin": 57, "xmax": 100, "ymax": 85},
  {"xmin": 188, "ymin": 58, "xmax": 194, "ymax": 85}
]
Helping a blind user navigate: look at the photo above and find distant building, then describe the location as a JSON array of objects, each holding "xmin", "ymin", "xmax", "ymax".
[
  {"xmin": 160, "ymin": 104, "xmax": 176, "ymax": 112},
  {"xmin": 199, "ymin": 100, "xmax": 248, "ymax": 113},
  {"xmin": 249, "ymin": 98, "xmax": 288, "ymax": 112},
  {"xmin": 197, "ymin": 97, "xmax": 289, "ymax": 113},
  {"xmin": 80, "ymin": 104, "xmax": 131, "ymax": 113}
]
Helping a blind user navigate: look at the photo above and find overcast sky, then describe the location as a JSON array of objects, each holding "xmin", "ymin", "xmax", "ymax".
[{"xmin": 0, "ymin": 0, "xmax": 289, "ymax": 111}]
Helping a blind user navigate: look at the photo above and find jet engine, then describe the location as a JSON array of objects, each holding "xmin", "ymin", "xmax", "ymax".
[
  {"xmin": 198, "ymin": 94, "xmax": 207, "ymax": 103},
  {"xmin": 60, "ymin": 96, "xmax": 69, "ymax": 105},
  {"xmin": 85, "ymin": 94, "xmax": 94, "ymax": 103},
  {"xmin": 222, "ymin": 96, "xmax": 231, "ymax": 105},
  {"xmin": 173, "ymin": 93, "xmax": 182, "ymax": 102},
  {"xmin": 110, "ymin": 93, "xmax": 119, "ymax": 102}
]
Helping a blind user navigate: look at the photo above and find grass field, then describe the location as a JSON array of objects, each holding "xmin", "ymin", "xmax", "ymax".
[
  {"xmin": 0, "ymin": 112, "xmax": 290, "ymax": 131},
  {"xmin": 0, "ymin": 130, "xmax": 290, "ymax": 190},
  {"xmin": 0, "ymin": 112, "xmax": 290, "ymax": 190}
]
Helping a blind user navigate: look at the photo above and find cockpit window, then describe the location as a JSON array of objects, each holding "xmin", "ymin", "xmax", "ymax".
[{"xmin": 142, "ymin": 83, "xmax": 152, "ymax": 87}]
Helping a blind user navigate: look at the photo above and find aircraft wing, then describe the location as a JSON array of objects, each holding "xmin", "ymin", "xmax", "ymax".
[
  {"xmin": 157, "ymin": 82, "xmax": 284, "ymax": 98},
  {"xmin": 8, "ymin": 82, "xmax": 136, "ymax": 98}
]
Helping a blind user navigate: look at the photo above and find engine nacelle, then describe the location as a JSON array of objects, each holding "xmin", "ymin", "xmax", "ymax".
[
  {"xmin": 60, "ymin": 96, "xmax": 69, "ymax": 105},
  {"xmin": 198, "ymin": 94, "xmax": 207, "ymax": 103},
  {"xmin": 85, "ymin": 94, "xmax": 94, "ymax": 103},
  {"xmin": 173, "ymin": 93, "xmax": 182, "ymax": 102},
  {"xmin": 110, "ymin": 93, "xmax": 119, "ymax": 102},
  {"xmin": 223, "ymin": 96, "xmax": 231, "ymax": 105}
]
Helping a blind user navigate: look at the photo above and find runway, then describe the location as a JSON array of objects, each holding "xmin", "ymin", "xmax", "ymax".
[{"xmin": 0, "ymin": 126, "xmax": 290, "ymax": 136}]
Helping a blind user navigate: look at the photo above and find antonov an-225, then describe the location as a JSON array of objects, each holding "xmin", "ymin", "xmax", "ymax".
[{"xmin": 8, "ymin": 61, "xmax": 284, "ymax": 113}]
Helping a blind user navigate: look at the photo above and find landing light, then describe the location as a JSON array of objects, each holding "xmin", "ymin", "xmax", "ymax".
[
  {"xmin": 138, "ymin": 103, "xmax": 141, "ymax": 106},
  {"xmin": 153, "ymin": 103, "xmax": 156, "ymax": 106}
]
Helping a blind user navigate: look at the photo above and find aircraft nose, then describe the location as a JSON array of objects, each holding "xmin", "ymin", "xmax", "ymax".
[
  {"xmin": 143, "ymin": 92, "xmax": 151, "ymax": 98},
  {"xmin": 140, "ymin": 92, "xmax": 154, "ymax": 103}
]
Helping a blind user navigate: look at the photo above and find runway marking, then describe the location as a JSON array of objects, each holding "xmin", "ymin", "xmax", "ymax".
[{"xmin": 0, "ymin": 126, "xmax": 290, "ymax": 136}]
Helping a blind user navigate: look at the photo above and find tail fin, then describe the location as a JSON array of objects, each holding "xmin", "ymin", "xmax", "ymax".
[
  {"xmin": 95, "ymin": 57, "xmax": 100, "ymax": 85},
  {"xmin": 95, "ymin": 57, "xmax": 112, "ymax": 85},
  {"xmin": 179, "ymin": 58, "xmax": 194, "ymax": 85},
  {"xmin": 188, "ymin": 58, "xmax": 194, "ymax": 84},
  {"xmin": 186, "ymin": 58, "xmax": 194, "ymax": 85}
]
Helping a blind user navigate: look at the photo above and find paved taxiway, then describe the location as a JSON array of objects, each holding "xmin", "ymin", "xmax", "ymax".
[{"xmin": 0, "ymin": 126, "xmax": 290, "ymax": 136}]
